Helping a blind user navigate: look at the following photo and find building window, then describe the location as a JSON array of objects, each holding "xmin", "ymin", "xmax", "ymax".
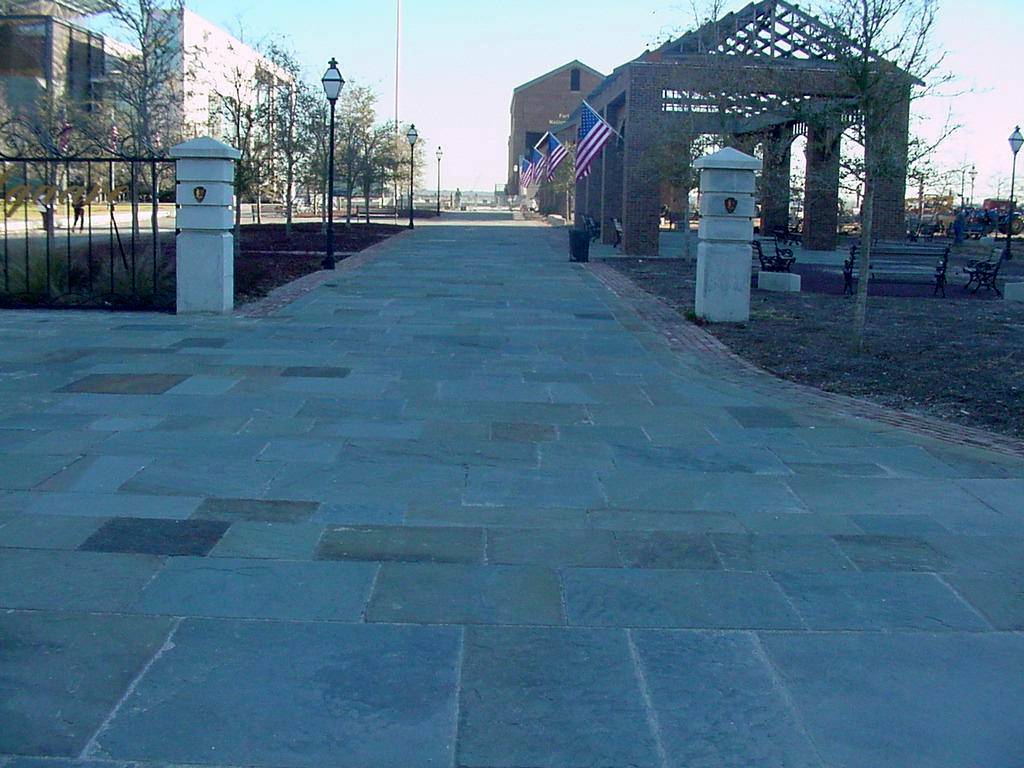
[{"xmin": 570, "ymin": 68, "xmax": 580, "ymax": 91}]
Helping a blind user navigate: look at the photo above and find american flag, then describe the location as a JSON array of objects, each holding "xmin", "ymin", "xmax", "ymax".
[
  {"xmin": 575, "ymin": 101, "xmax": 615, "ymax": 182},
  {"xmin": 109, "ymin": 123, "xmax": 120, "ymax": 152},
  {"xmin": 529, "ymin": 146, "xmax": 545, "ymax": 186},
  {"xmin": 519, "ymin": 156, "xmax": 532, "ymax": 194},
  {"xmin": 547, "ymin": 133, "xmax": 567, "ymax": 180}
]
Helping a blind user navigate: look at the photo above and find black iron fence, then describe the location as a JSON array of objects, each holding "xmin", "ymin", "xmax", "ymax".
[{"xmin": 1, "ymin": 156, "xmax": 177, "ymax": 309}]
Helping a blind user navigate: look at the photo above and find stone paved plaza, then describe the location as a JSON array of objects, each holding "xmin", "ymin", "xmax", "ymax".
[{"xmin": 1, "ymin": 212, "xmax": 1023, "ymax": 767}]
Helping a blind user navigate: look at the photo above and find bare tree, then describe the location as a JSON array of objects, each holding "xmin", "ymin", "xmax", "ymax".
[
  {"xmin": 297, "ymin": 86, "xmax": 330, "ymax": 229},
  {"xmin": 359, "ymin": 122, "xmax": 395, "ymax": 224},
  {"xmin": 820, "ymin": 0, "xmax": 948, "ymax": 349},
  {"xmin": 335, "ymin": 84, "xmax": 377, "ymax": 225},
  {"xmin": 214, "ymin": 51, "xmax": 269, "ymax": 243},
  {"xmin": 106, "ymin": 0, "xmax": 185, "ymax": 155},
  {"xmin": 263, "ymin": 41, "xmax": 303, "ymax": 235}
]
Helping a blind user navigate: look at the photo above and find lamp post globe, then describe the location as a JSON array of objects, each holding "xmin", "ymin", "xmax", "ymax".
[
  {"xmin": 436, "ymin": 147, "xmax": 443, "ymax": 216},
  {"xmin": 321, "ymin": 58, "xmax": 345, "ymax": 269},
  {"xmin": 1007, "ymin": 126, "xmax": 1023, "ymax": 260},
  {"xmin": 406, "ymin": 124, "xmax": 418, "ymax": 229}
]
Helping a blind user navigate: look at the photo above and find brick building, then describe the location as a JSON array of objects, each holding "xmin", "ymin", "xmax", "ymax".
[
  {"xmin": 507, "ymin": 60, "xmax": 603, "ymax": 195},
  {"xmin": 560, "ymin": 0, "xmax": 912, "ymax": 255}
]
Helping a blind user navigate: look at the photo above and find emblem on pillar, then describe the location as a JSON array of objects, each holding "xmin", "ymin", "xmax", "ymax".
[
  {"xmin": 724, "ymin": 196, "xmax": 737, "ymax": 214},
  {"xmin": 192, "ymin": 186, "xmax": 207, "ymax": 203}
]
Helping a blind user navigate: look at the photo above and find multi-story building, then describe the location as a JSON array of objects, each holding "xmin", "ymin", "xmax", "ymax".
[
  {"xmin": 506, "ymin": 59, "xmax": 603, "ymax": 195},
  {"xmin": 0, "ymin": 1, "xmax": 291, "ymax": 153},
  {"xmin": 0, "ymin": 0, "xmax": 116, "ymax": 122},
  {"xmin": 159, "ymin": 7, "xmax": 291, "ymax": 143}
]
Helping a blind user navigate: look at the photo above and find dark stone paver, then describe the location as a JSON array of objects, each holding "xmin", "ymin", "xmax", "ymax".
[
  {"xmin": 615, "ymin": 530, "xmax": 721, "ymax": 569},
  {"xmin": 92, "ymin": 619, "xmax": 460, "ymax": 767},
  {"xmin": 58, "ymin": 374, "xmax": 188, "ymax": 395},
  {"xmin": 195, "ymin": 497, "xmax": 319, "ymax": 523},
  {"xmin": 317, "ymin": 524, "xmax": 483, "ymax": 563},
  {"xmin": 457, "ymin": 626, "xmax": 659, "ymax": 768},
  {"xmin": 0, "ymin": 611, "xmax": 173, "ymax": 757},
  {"xmin": 280, "ymin": 365, "xmax": 351, "ymax": 378},
  {"xmin": 486, "ymin": 527, "xmax": 621, "ymax": 566},
  {"xmin": 79, "ymin": 517, "xmax": 230, "ymax": 556}
]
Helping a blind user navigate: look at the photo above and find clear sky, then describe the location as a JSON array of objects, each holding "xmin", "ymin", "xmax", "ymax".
[{"xmin": 178, "ymin": 0, "xmax": 1022, "ymax": 198}]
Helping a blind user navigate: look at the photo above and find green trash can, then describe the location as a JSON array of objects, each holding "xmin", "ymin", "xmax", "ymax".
[{"xmin": 569, "ymin": 229, "xmax": 590, "ymax": 262}]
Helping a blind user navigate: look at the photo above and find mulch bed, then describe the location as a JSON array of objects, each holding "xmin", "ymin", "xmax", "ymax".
[
  {"xmin": 0, "ymin": 222, "xmax": 403, "ymax": 311},
  {"xmin": 231, "ymin": 222, "xmax": 402, "ymax": 305},
  {"xmin": 604, "ymin": 256, "xmax": 1024, "ymax": 440}
]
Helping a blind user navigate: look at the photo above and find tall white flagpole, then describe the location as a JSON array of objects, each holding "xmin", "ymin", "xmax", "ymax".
[{"xmin": 394, "ymin": 0, "xmax": 402, "ymax": 222}]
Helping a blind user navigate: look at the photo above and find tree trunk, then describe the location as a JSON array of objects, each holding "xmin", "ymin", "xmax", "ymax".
[
  {"xmin": 852, "ymin": 179, "xmax": 875, "ymax": 351},
  {"xmin": 681, "ymin": 189, "xmax": 692, "ymax": 260},
  {"xmin": 285, "ymin": 162, "xmax": 293, "ymax": 237}
]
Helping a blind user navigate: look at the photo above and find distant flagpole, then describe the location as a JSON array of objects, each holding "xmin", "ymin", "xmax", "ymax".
[{"xmin": 394, "ymin": 0, "xmax": 402, "ymax": 222}]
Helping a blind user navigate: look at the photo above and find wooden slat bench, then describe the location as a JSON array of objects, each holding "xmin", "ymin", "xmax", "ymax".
[{"xmin": 844, "ymin": 241, "xmax": 950, "ymax": 297}]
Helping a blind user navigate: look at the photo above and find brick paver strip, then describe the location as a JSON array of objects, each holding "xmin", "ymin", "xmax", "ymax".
[{"xmin": 588, "ymin": 260, "xmax": 1024, "ymax": 460}]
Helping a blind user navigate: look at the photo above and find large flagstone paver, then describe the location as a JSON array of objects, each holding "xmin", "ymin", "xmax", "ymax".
[
  {"xmin": 0, "ymin": 611, "xmax": 174, "ymax": 757},
  {"xmin": 456, "ymin": 626, "xmax": 660, "ymax": 768},
  {"xmin": 0, "ymin": 214, "xmax": 1022, "ymax": 765},
  {"xmin": 761, "ymin": 632, "xmax": 1024, "ymax": 768},
  {"xmin": 632, "ymin": 631, "xmax": 823, "ymax": 767},
  {"xmin": 90, "ymin": 619, "xmax": 461, "ymax": 768}
]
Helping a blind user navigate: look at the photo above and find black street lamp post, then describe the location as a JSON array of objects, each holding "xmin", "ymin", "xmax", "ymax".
[
  {"xmin": 406, "ymin": 124, "xmax": 418, "ymax": 229},
  {"xmin": 436, "ymin": 147, "xmax": 443, "ymax": 216},
  {"xmin": 321, "ymin": 58, "xmax": 345, "ymax": 269},
  {"xmin": 1007, "ymin": 126, "xmax": 1022, "ymax": 260}
]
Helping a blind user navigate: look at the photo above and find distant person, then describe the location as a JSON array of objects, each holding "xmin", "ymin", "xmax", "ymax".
[{"xmin": 952, "ymin": 210, "xmax": 965, "ymax": 244}]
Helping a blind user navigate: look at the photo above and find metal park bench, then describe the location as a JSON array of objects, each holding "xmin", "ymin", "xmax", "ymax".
[
  {"xmin": 843, "ymin": 241, "xmax": 950, "ymax": 297},
  {"xmin": 751, "ymin": 239, "xmax": 795, "ymax": 272},
  {"xmin": 611, "ymin": 218, "xmax": 623, "ymax": 248},
  {"xmin": 963, "ymin": 252, "xmax": 1006, "ymax": 296},
  {"xmin": 772, "ymin": 225, "xmax": 802, "ymax": 246}
]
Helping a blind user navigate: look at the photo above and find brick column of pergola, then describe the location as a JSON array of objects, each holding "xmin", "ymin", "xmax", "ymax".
[
  {"xmin": 621, "ymin": 70, "xmax": 661, "ymax": 256},
  {"xmin": 867, "ymin": 88, "xmax": 911, "ymax": 240},
  {"xmin": 600, "ymin": 140, "xmax": 624, "ymax": 245},
  {"xmin": 803, "ymin": 123, "xmax": 841, "ymax": 251},
  {"xmin": 760, "ymin": 124, "xmax": 793, "ymax": 236}
]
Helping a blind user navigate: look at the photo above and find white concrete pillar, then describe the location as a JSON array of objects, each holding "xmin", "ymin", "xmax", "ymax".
[
  {"xmin": 169, "ymin": 137, "xmax": 241, "ymax": 314},
  {"xmin": 693, "ymin": 147, "xmax": 762, "ymax": 322}
]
